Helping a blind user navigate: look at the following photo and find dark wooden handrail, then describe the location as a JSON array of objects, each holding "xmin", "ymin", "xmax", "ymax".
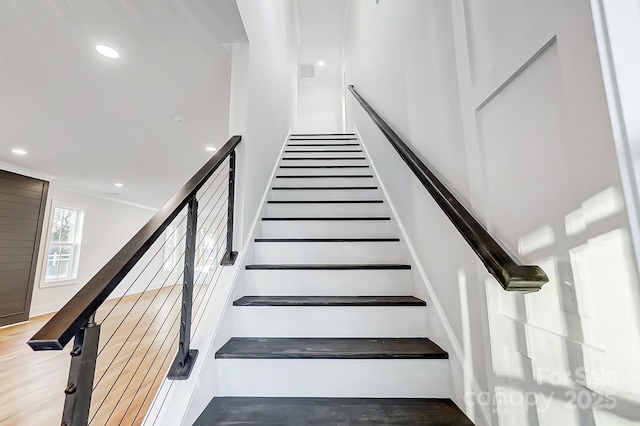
[
  {"xmin": 348, "ymin": 86, "xmax": 547, "ymax": 291},
  {"xmin": 28, "ymin": 136, "xmax": 242, "ymax": 351}
]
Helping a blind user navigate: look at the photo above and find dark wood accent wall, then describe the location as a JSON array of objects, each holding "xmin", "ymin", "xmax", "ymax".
[{"xmin": 0, "ymin": 170, "xmax": 49, "ymax": 327}]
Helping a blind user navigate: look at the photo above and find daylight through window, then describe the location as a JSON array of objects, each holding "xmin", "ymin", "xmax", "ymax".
[
  {"xmin": 46, "ymin": 206, "xmax": 84, "ymax": 281},
  {"xmin": 163, "ymin": 225, "xmax": 178, "ymax": 272}
]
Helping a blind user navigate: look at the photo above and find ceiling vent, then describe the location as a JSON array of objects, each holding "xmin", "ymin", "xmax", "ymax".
[{"xmin": 299, "ymin": 64, "xmax": 315, "ymax": 78}]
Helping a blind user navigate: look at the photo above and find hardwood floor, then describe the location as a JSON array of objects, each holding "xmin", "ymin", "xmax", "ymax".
[
  {"xmin": 0, "ymin": 312, "xmax": 68, "ymax": 425},
  {"xmin": 0, "ymin": 285, "xmax": 204, "ymax": 425}
]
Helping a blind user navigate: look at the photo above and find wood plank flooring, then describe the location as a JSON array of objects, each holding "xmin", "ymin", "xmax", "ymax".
[{"xmin": 0, "ymin": 285, "xmax": 202, "ymax": 425}]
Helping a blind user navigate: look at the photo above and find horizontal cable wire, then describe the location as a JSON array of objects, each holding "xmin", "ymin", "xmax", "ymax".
[
  {"xmin": 100, "ymin": 190, "xmax": 230, "ymax": 422},
  {"xmin": 93, "ymin": 164, "xmax": 229, "ymax": 361},
  {"xmin": 94, "ymin": 161, "xmax": 229, "ymax": 327},
  {"xmin": 127, "ymin": 235, "xmax": 229, "ymax": 423},
  {"xmin": 125, "ymin": 228, "xmax": 229, "ymax": 422},
  {"xmin": 88, "ymin": 162, "xmax": 231, "ymax": 424},
  {"xmin": 138, "ymin": 203, "xmax": 231, "ymax": 422},
  {"xmin": 140, "ymin": 236, "xmax": 230, "ymax": 424},
  {"xmin": 91, "ymin": 175, "xmax": 231, "ymax": 424}
]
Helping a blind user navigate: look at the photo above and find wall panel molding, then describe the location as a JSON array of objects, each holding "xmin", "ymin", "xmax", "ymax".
[
  {"xmin": 472, "ymin": 3, "xmax": 556, "ymax": 110},
  {"xmin": 475, "ymin": 35, "xmax": 556, "ymax": 111}
]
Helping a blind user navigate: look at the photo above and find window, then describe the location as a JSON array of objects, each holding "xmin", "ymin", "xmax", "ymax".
[
  {"xmin": 197, "ymin": 231, "xmax": 217, "ymax": 272},
  {"xmin": 45, "ymin": 205, "xmax": 84, "ymax": 282},
  {"xmin": 163, "ymin": 226, "xmax": 178, "ymax": 272}
]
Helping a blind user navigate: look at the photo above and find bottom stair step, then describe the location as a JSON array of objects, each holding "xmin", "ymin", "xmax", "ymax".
[{"xmin": 194, "ymin": 397, "xmax": 474, "ymax": 425}]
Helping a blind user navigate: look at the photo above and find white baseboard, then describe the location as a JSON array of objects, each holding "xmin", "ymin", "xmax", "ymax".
[{"xmin": 29, "ymin": 302, "xmax": 62, "ymax": 318}]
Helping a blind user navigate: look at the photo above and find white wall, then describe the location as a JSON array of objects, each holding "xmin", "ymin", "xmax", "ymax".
[
  {"xmin": 231, "ymin": 0, "xmax": 298, "ymax": 247},
  {"xmin": 296, "ymin": 85, "xmax": 342, "ymax": 133},
  {"xmin": 344, "ymin": 1, "xmax": 640, "ymax": 425},
  {"xmin": 30, "ymin": 186, "xmax": 155, "ymax": 316},
  {"xmin": 343, "ymin": 0, "xmax": 481, "ymax": 420}
]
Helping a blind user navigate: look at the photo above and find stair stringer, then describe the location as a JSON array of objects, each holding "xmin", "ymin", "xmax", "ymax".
[
  {"xmin": 356, "ymin": 127, "xmax": 492, "ymax": 426},
  {"xmin": 142, "ymin": 130, "xmax": 292, "ymax": 426}
]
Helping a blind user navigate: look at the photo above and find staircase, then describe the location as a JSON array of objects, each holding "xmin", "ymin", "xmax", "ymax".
[{"xmin": 194, "ymin": 134, "xmax": 473, "ymax": 425}]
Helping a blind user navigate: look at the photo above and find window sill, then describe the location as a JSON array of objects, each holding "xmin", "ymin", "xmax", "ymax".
[{"xmin": 40, "ymin": 279, "xmax": 81, "ymax": 289}]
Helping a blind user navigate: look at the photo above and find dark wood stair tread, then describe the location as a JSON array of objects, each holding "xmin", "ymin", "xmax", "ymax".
[
  {"xmin": 215, "ymin": 337, "xmax": 448, "ymax": 360},
  {"xmin": 233, "ymin": 296, "xmax": 425, "ymax": 307},
  {"xmin": 291, "ymin": 133, "xmax": 356, "ymax": 136},
  {"xmin": 286, "ymin": 143, "xmax": 361, "ymax": 146},
  {"xmin": 289, "ymin": 137, "xmax": 357, "ymax": 140},
  {"xmin": 285, "ymin": 150, "xmax": 363, "ymax": 153},
  {"xmin": 282, "ymin": 157, "xmax": 366, "ymax": 160},
  {"xmin": 245, "ymin": 264, "xmax": 411, "ymax": 270},
  {"xmin": 194, "ymin": 397, "xmax": 473, "ymax": 425}
]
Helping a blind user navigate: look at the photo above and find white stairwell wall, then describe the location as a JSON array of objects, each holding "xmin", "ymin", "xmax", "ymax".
[{"xmin": 344, "ymin": 1, "xmax": 640, "ymax": 425}]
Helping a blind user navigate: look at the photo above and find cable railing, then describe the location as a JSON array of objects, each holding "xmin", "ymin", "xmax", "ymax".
[
  {"xmin": 348, "ymin": 85, "xmax": 548, "ymax": 291},
  {"xmin": 28, "ymin": 135, "xmax": 241, "ymax": 425}
]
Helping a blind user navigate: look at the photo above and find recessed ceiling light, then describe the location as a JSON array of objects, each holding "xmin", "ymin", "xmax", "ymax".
[
  {"xmin": 173, "ymin": 115, "xmax": 186, "ymax": 125},
  {"xmin": 205, "ymin": 146, "xmax": 217, "ymax": 152},
  {"xmin": 318, "ymin": 61, "xmax": 326, "ymax": 67},
  {"xmin": 114, "ymin": 182, "xmax": 124, "ymax": 187},
  {"xmin": 96, "ymin": 44, "xmax": 119, "ymax": 59},
  {"xmin": 12, "ymin": 149, "xmax": 27, "ymax": 155}
]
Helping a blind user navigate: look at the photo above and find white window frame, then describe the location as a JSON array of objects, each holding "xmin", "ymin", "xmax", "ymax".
[
  {"xmin": 41, "ymin": 202, "xmax": 85, "ymax": 287},
  {"xmin": 163, "ymin": 225, "xmax": 178, "ymax": 272},
  {"xmin": 197, "ymin": 230, "xmax": 217, "ymax": 273}
]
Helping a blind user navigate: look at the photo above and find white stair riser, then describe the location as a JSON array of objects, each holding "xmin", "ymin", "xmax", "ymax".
[
  {"xmin": 279, "ymin": 159, "xmax": 368, "ymax": 167},
  {"xmin": 283, "ymin": 152, "xmax": 365, "ymax": 159},
  {"xmin": 288, "ymin": 138, "xmax": 358, "ymax": 141},
  {"xmin": 260, "ymin": 220, "xmax": 393, "ymax": 238},
  {"xmin": 214, "ymin": 359, "xmax": 449, "ymax": 398},
  {"xmin": 288, "ymin": 138, "xmax": 356, "ymax": 142},
  {"xmin": 243, "ymin": 269, "xmax": 413, "ymax": 296},
  {"xmin": 266, "ymin": 203, "xmax": 386, "ymax": 217},
  {"xmin": 273, "ymin": 177, "xmax": 375, "ymax": 187},
  {"xmin": 269, "ymin": 189, "xmax": 380, "ymax": 201},
  {"xmin": 232, "ymin": 306, "xmax": 427, "ymax": 337},
  {"xmin": 285, "ymin": 145, "xmax": 361, "ymax": 152},
  {"xmin": 254, "ymin": 241, "xmax": 402, "ymax": 263},
  {"xmin": 277, "ymin": 168, "xmax": 372, "ymax": 176}
]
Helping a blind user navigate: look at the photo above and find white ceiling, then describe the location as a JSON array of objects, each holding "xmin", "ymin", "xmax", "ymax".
[
  {"xmin": 0, "ymin": 0, "xmax": 349, "ymax": 209},
  {"xmin": 0, "ymin": 0, "xmax": 246, "ymax": 209},
  {"xmin": 296, "ymin": 0, "xmax": 348, "ymax": 86}
]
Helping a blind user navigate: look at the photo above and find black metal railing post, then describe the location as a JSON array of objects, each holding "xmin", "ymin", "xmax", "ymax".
[
  {"xmin": 221, "ymin": 149, "xmax": 238, "ymax": 265},
  {"xmin": 61, "ymin": 313, "xmax": 100, "ymax": 426},
  {"xmin": 167, "ymin": 195, "xmax": 199, "ymax": 380}
]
